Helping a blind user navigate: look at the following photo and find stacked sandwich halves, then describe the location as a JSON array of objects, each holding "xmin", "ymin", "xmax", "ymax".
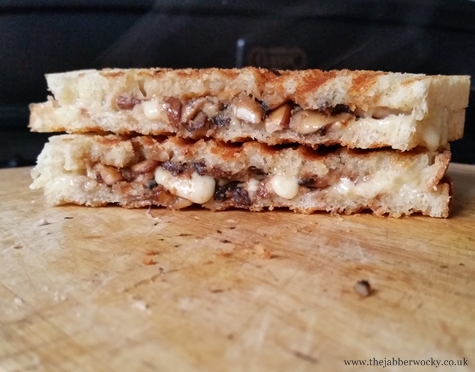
[{"xmin": 29, "ymin": 68, "xmax": 470, "ymax": 217}]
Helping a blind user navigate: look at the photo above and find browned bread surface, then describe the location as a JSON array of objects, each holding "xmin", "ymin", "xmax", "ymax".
[
  {"xmin": 31, "ymin": 134, "xmax": 452, "ymax": 217},
  {"xmin": 29, "ymin": 68, "xmax": 470, "ymax": 151}
]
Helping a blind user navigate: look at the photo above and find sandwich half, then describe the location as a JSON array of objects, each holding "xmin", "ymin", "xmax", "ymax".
[
  {"xmin": 29, "ymin": 68, "xmax": 470, "ymax": 151},
  {"xmin": 30, "ymin": 134, "xmax": 452, "ymax": 217}
]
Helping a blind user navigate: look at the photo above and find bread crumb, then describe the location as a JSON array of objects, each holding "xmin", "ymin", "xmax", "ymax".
[
  {"xmin": 145, "ymin": 249, "xmax": 157, "ymax": 256},
  {"xmin": 216, "ymin": 251, "xmax": 233, "ymax": 258},
  {"xmin": 354, "ymin": 280, "xmax": 371, "ymax": 297},
  {"xmin": 193, "ymin": 215, "xmax": 200, "ymax": 220},
  {"xmin": 226, "ymin": 219, "xmax": 236, "ymax": 223},
  {"xmin": 14, "ymin": 297, "xmax": 23, "ymax": 305},
  {"xmin": 145, "ymin": 207, "xmax": 160, "ymax": 221},
  {"xmin": 142, "ymin": 257, "xmax": 156, "ymax": 265},
  {"xmin": 36, "ymin": 218, "xmax": 50, "ymax": 227},
  {"xmin": 254, "ymin": 243, "xmax": 273, "ymax": 259},
  {"xmin": 131, "ymin": 300, "xmax": 149, "ymax": 311},
  {"xmin": 53, "ymin": 291, "xmax": 67, "ymax": 301},
  {"xmin": 13, "ymin": 243, "xmax": 22, "ymax": 249}
]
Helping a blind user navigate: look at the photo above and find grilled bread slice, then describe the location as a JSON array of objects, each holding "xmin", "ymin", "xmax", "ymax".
[
  {"xmin": 29, "ymin": 68, "xmax": 470, "ymax": 151},
  {"xmin": 31, "ymin": 134, "xmax": 452, "ymax": 217}
]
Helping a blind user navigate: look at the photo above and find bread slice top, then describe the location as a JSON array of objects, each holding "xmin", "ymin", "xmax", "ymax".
[
  {"xmin": 43, "ymin": 67, "xmax": 470, "ymax": 112},
  {"xmin": 29, "ymin": 68, "xmax": 470, "ymax": 151}
]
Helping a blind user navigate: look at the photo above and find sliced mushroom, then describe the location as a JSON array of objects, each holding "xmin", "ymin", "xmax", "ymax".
[
  {"xmin": 212, "ymin": 115, "xmax": 231, "ymax": 128},
  {"xmin": 181, "ymin": 97, "xmax": 207, "ymax": 123},
  {"xmin": 116, "ymin": 96, "xmax": 142, "ymax": 110},
  {"xmin": 93, "ymin": 163, "xmax": 123, "ymax": 185},
  {"xmin": 289, "ymin": 110, "xmax": 350, "ymax": 135},
  {"xmin": 161, "ymin": 161, "xmax": 186, "ymax": 176},
  {"xmin": 202, "ymin": 99, "xmax": 222, "ymax": 118},
  {"xmin": 265, "ymin": 103, "xmax": 292, "ymax": 133},
  {"xmin": 232, "ymin": 96, "xmax": 263, "ymax": 124},
  {"xmin": 135, "ymin": 172, "xmax": 155, "ymax": 184},
  {"xmin": 131, "ymin": 159, "xmax": 159, "ymax": 174},
  {"xmin": 162, "ymin": 97, "xmax": 182, "ymax": 127},
  {"xmin": 182, "ymin": 111, "xmax": 207, "ymax": 132}
]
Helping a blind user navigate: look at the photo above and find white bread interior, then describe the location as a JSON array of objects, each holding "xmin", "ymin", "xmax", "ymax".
[
  {"xmin": 31, "ymin": 134, "xmax": 452, "ymax": 217},
  {"xmin": 29, "ymin": 68, "xmax": 470, "ymax": 151}
]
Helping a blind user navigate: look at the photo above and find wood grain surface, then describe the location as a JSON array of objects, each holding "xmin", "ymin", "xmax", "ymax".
[{"xmin": 0, "ymin": 164, "xmax": 474, "ymax": 372}]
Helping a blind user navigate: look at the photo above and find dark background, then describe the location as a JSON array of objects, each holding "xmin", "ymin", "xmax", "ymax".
[{"xmin": 1, "ymin": 0, "xmax": 474, "ymax": 167}]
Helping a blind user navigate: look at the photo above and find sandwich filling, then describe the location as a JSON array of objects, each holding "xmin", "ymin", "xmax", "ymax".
[
  {"xmin": 30, "ymin": 135, "xmax": 452, "ymax": 216},
  {"xmin": 117, "ymin": 93, "xmax": 408, "ymax": 138}
]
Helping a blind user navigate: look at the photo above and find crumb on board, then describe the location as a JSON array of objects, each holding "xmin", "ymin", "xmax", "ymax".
[
  {"xmin": 131, "ymin": 300, "xmax": 149, "ymax": 311},
  {"xmin": 354, "ymin": 280, "xmax": 372, "ymax": 297},
  {"xmin": 142, "ymin": 257, "xmax": 156, "ymax": 265},
  {"xmin": 13, "ymin": 297, "xmax": 23, "ymax": 305},
  {"xmin": 226, "ymin": 219, "xmax": 236, "ymax": 223},
  {"xmin": 36, "ymin": 218, "xmax": 50, "ymax": 227},
  {"xmin": 13, "ymin": 243, "xmax": 22, "ymax": 249},
  {"xmin": 216, "ymin": 251, "xmax": 233, "ymax": 258},
  {"xmin": 145, "ymin": 207, "xmax": 161, "ymax": 221},
  {"xmin": 210, "ymin": 289, "xmax": 224, "ymax": 293},
  {"xmin": 216, "ymin": 230, "xmax": 222, "ymax": 234},
  {"xmin": 145, "ymin": 249, "xmax": 158, "ymax": 256},
  {"xmin": 53, "ymin": 291, "xmax": 67, "ymax": 302},
  {"xmin": 64, "ymin": 216, "xmax": 73, "ymax": 220},
  {"xmin": 221, "ymin": 239, "xmax": 232, "ymax": 244},
  {"xmin": 254, "ymin": 243, "xmax": 273, "ymax": 259}
]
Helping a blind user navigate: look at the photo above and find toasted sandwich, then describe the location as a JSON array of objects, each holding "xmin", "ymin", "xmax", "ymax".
[
  {"xmin": 30, "ymin": 134, "xmax": 452, "ymax": 217},
  {"xmin": 29, "ymin": 68, "xmax": 470, "ymax": 151}
]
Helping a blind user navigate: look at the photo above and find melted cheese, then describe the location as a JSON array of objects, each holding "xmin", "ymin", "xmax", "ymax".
[
  {"xmin": 247, "ymin": 178, "xmax": 260, "ymax": 195},
  {"xmin": 421, "ymin": 125, "xmax": 441, "ymax": 151},
  {"xmin": 331, "ymin": 170, "xmax": 421, "ymax": 199},
  {"xmin": 289, "ymin": 110, "xmax": 350, "ymax": 135},
  {"xmin": 154, "ymin": 168, "xmax": 215, "ymax": 204},
  {"xmin": 142, "ymin": 99, "xmax": 166, "ymax": 121},
  {"xmin": 270, "ymin": 175, "xmax": 299, "ymax": 199}
]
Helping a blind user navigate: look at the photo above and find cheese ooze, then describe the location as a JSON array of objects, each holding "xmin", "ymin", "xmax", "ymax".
[
  {"xmin": 142, "ymin": 99, "xmax": 163, "ymax": 120},
  {"xmin": 270, "ymin": 175, "xmax": 299, "ymax": 199},
  {"xmin": 154, "ymin": 168, "xmax": 215, "ymax": 204},
  {"xmin": 247, "ymin": 178, "xmax": 260, "ymax": 194}
]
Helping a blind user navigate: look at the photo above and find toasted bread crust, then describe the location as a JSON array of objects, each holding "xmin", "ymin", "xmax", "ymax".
[
  {"xmin": 29, "ymin": 67, "xmax": 470, "ymax": 151},
  {"xmin": 30, "ymin": 134, "xmax": 452, "ymax": 217}
]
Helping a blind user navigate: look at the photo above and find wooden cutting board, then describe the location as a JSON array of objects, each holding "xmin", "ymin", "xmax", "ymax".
[{"xmin": 1, "ymin": 164, "xmax": 474, "ymax": 372}]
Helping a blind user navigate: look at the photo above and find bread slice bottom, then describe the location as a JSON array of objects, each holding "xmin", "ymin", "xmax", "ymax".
[{"xmin": 31, "ymin": 134, "xmax": 452, "ymax": 217}]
